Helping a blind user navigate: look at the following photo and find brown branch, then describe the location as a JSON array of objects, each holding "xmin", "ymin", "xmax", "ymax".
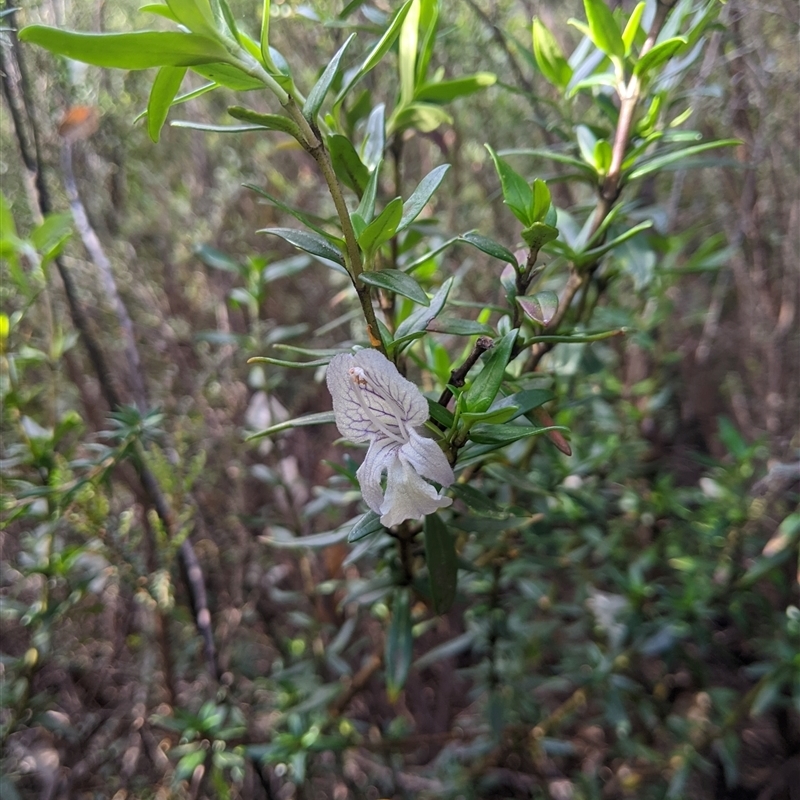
[
  {"xmin": 328, "ymin": 653, "xmax": 383, "ymax": 718},
  {"xmin": 438, "ymin": 335, "xmax": 494, "ymax": 408}
]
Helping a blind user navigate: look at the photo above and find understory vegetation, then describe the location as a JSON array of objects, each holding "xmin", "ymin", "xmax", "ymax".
[{"xmin": 1, "ymin": 0, "xmax": 798, "ymax": 798}]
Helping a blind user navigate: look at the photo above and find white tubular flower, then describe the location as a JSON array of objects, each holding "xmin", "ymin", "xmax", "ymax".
[{"xmin": 326, "ymin": 349, "xmax": 454, "ymax": 527}]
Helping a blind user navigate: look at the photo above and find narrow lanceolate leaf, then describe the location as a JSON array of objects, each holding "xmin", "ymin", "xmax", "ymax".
[
  {"xmin": 516, "ymin": 291, "xmax": 559, "ymax": 326},
  {"xmin": 398, "ymin": 164, "xmax": 449, "ymax": 232},
  {"xmin": 303, "ymin": 33, "xmax": 357, "ymax": 121},
  {"xmin": 622, "ymin": 1, "xmax": 646, "ymax": 55},
  {"xmin": 626, "ymin": 139, "xmax": 741, "ymax": 180},
  {"xmin": 353, "ymin": 158, "xmax": 383, "ymax": 235},
  {"xmin": 459, "ymin": 231, "xmax": 517, "ymax": 267},
  {"xmin": 582, "ymin": 0, "xmax": 624, "ymax": 60},
  {"xmin": 19, "ymin": 26, "xmax": 230, "ymax": 69},
  {"xmin": 260, "ymin": 0, "xmax": 272, "ymax": 68},
  {"xmin": 192, "ymin": 62, "xmax": 263, "ymax": 90},
  {"xmin": 166, "ymin": 0, "xmax": 218, "ymax": 38},
  {"xmin": 357, "ymin": 197, "xmax": 403, "ymax": 255},
  {"xmin": 633, "ymin": 37, "xmax": 687, "ymax": 78},
  {"xmin": 394, "ymin": 277, "xmax": 452, "ymax": 340},
  {"xmin": 245, "ymin": 410, "xmax": 336, "ymax": 440},
  {"xmin": 335, "ymin": 0, "xmax": 415, "ymax": 104},
  {"xmin": 414, "ymin": 72, "xmax": 496, "ymax": 103},
  {"xmin": 485, "ymin": 145, "xmax": 533, "ymax": 226},
  {"xmin": 532, "ymin": 18, "xmax": 572, "ymax": 90},
  {"xmin": 469, "ymin": 423, "xmax": 568, "ymax": 445},
  {"xmin": 359, "ymin": 269, "xmax": 429, "ymax": 305},
  {"xmin": 386, "ymin": 587, "xmax": 413, "ymax": 702},
  {"xmin": 263, "ymin": 524, "xmax": 351, "ymax": 549},
  {"xmin": 228, "ymin": 107, "xmax": 301, "ymax": 139},
  {"xmin": 245, "ymin": 183, "xmax": 340, "ymax": 243},
  {"xmin": 424, "ymin": 513, "xmax": 457, "ymax": 614},
  {"xmin": 398, "ymin": 0, "xmax": 421, "ymax": 107},
  {"xmin": 530, "ymin": 179, "xmax": 551, "ymax": 222},
  {"xmin": 361, "ymin": 104, "xmax": 385, "ymax": 171},
  {"xmin": 328, "ymin": 134, "xmax": 370, "ymax": 197},
  {"xmin": 347, "ymin": 510, "xmax": 384, "ymax": 543},
  {"xmin": 258, "ymin": 228, "xmax": 345, "ymax": 267},
  {"xmin": 463, "ymin": 328, "xmax": 517, "ymax": 414},
  {"xmin": 147, "ymin": 66, "xmax": 186, "ymax": 143}
]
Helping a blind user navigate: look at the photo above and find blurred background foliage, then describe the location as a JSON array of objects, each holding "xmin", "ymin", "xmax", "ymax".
[{"xmin": 1, "ymin": 0, "xmax": 798, "ymax": 798}]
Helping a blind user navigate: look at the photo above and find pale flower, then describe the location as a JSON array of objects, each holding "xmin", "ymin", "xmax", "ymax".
[{"xmin": 326, "ymin": 349, "xmax": 454, "ymax": 527}]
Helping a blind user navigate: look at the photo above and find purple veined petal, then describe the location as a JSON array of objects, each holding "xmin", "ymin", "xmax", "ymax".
[
  {"xmin": 356, "ymin": 437, "xmax": 400, "ymax": 515},
  {"xmin": 379, "ymin": 455, "xmax": 453, "ymax": 528},
  {"xmin": 326, "ymin": 350, "xmax": 429, "ymax": 443},
  {"xmin": 401, "ymin": 429, "xmax": 454, "ymax": 488}
]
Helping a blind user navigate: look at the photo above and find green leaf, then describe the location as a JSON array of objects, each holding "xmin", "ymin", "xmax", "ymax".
[
  {"xmin": 575, "ymin": 220, "xmax": 652, "ymax": 265},
  {"xmin": 516, "ymin": 290, "xmax": 559, "ymax": 326},
  {"xmin": 414, "ymin": 72, "xmax": 496, "ymax": 103},
  {"xmin": 426, "ymin": 317, "xmax": 493, "ymax": 336},
  {"xmin": 460, "ymin": 405, "xmax": 520, "ymax": 426},
  {"xmin": 19, "ymin": 26, "xmax": 229, "ymax": 68},
  {"xmin": 424, "ymin": 513, "xmax": 457, "ymax": 614},
  {"xmin": 494, "ymin": 388, "xmax": 554, "ymax": 418},
  {"xmin": 217, "ymin": 0, "xmax": 242, "ymax": 43},
  {"xmin": 398, "ymin": 0, "xmax": 421, "ymax": 106},
  {"xmin": 469, "ymin": 423, "xmax": 567, "ymax": 445},
  {"xmin": 485, "ymin": 144, "xmax": 533, "ymax": 226},
  {"xmin": 394, "ymin": 277, "xmax": 452, "ymax": 340},
  {"xmin": 463, "ymin": 328, "xmax": 517, "ymax": 414},
  {"xmin": 633, "ymin": 36, "xmax": 687, "ymax": 78},
  {"xmin": 336, "ymin": 0, "xmax": 415, "ymax": 104},
  {"xmin": 532, "ymin": 18, "xmax": 572, "ymax": 90},
  {"xmin": 530, "ymin": 178, "xmax": 551, "ymax": 222},
  {"xmin": 347, "ymin": 510, "xmax": 384, "ymax": 543},
  {"xmin": 389, "ymin": 102, "xmax": 451, "ymax": 134},
  {"xmin": 227, "ymin": 107, "xmax": 301, "ymax": 138},
  {"xmin": 582, "ymin": 0, "xmax": 624, "ymax": 60},
  {"xmin": 303, "ymin": 33, "xmax": 357, "ymax": 121},
  {"xmin": 449, "ymin": 484, "xmax": 509, "ymax": 518},
  {"xmin": 245, "ymin": 410, "xmax": 336, "ymax": 440},
  {"xmin": 352, "ymin": 157, "xmax": 383, "ymax": 235},
  {"xmin": 576, "ymin": 124, "xmax": 598, "ymax": 168},
  {"xmin": 621, "ymin": 1, "xmax": 646, "ymax": 55},
  {"xmin": 147, "ymin": 66, "xmax": 187, "ymax": 142},
  {"xmin": 260, "ymin": 0, "xmax": 272, "ymax": 68},
  {"xmin": 594, "ymin": 139, "xmax": 612, "ymax": 175},
  {"xmin": 245, "ymin": 183, "xmax": 339, "ymax": 243},
  {"xmin": 521, "ymin": 222, "xmax": 559, "ymax": 250},
  {"xmin": 328, "ymin": 134, "xmax": 370, "ymax": 197},
  {"xmin": 189, "ymin": 62, "xmax": 262, "ymax": 90},
  {"xmin": 498, "ymin": 148, "xmax": 597, "ymax": 180},
  {"xmin": 427, "ymin": 399, "xmax": 454, "ymax": 429},
  {"xmin": 166, "ymin": 0, "xmax": 217, "ymax": 37},
  {"xmin": 258, "ymin": 228, "xmax": 345, "ymax": 267},
  {"xmin": 361, "ymin": 104, "xmax": 385, "ymax": 171},
  {"xmin": 415, "ymin": 0, "xmax": 439, "ymax": 85},
  {"xmin": 264, "ymin": 524, "xmax": 351, "ymax": 549},
  {"xmin": 359, "ymin": 269, "xmax": 429, "ymax": 305},
  {"xmin": 626, "ymin": 139, "xmax": 741, "ymax": 180},
  {"xmin": 358, "ymin": 197, "xmax": 403, "ymax": 256},
  {"xmin": 170, "ymin": 120, "xmax": 263, "ymax": 132},
  {"xmin": 175, "ymin": 749, "xmax": 207, "ymax": 782},
  {"xmin": 386, "ymin": 587, "xmax": 413, "ymax": 702},
  {"xmin": 459, "ymin": 231, "xmax": 517, "ymax": 266},
  {"xmin": 140, "ymin": 4, "xmax": 181, "ymax": 23},
  {"xmin": 398, "ymin": 164, "xmax": 449, "ymax": 232}
]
